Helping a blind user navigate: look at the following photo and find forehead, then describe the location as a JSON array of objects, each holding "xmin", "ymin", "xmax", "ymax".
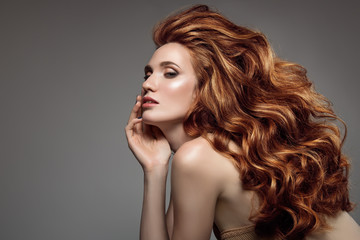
[{"xmin": 147, "ymin": 42, "xmax": 193, "ymax": 68}]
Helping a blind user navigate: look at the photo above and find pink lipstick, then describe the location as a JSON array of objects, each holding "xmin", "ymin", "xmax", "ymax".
[{"xmin": 142, "ymin": 96, "xmax": 159, "ymax": 108}]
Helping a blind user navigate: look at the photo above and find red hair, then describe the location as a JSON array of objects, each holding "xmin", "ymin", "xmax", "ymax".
[{"xmin": 153, "ymin": 5, "xmax": 353, "ymax": 239}]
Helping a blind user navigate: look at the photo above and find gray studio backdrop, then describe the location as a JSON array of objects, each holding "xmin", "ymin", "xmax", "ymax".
[{"xmin": 1, "ymin": 1, "xmax": 359, "ymax": 239}]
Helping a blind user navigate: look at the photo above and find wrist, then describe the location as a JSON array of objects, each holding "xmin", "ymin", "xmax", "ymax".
[{"xmin": 143, "ymin": 165, "xmax": 169, "ymax": 179}]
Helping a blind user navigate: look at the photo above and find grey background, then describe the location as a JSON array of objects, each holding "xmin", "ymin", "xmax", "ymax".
[{"xmin": 1, "ymin": 0, "xmax": 359, "ymax": 239}]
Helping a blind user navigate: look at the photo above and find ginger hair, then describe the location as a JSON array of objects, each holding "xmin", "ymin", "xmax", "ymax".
[{"xmin": 153, "ymin": 5, "xmax": 353, "ymax": 239}]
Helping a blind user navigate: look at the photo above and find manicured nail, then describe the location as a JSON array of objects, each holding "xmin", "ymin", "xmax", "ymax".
[{"xmin": 137, "ymin": 117, "xmax": 142, "ymax": 119}]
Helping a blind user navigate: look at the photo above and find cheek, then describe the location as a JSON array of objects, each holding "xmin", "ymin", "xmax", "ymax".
[
  {"xmin": 167, "ymin": 80, "xmax": 185, "ymax": 90},
  {"xmin": 165, "ymin": 78, "xmax": 196, "ymax": 102}
]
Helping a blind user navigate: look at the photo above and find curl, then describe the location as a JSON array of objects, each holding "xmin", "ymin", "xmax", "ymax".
[{"xmin": 153, "ymin": 5, "xmax": 353, "ymax": 239}]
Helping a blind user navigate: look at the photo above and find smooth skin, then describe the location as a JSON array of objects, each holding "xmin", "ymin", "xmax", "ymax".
[{"xmin": 125, "ymin": 43, "xmax": 360, "ymax": 240}]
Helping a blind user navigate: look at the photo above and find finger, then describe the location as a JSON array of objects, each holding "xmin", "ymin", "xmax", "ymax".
[
  {"xmin": 125, "ymin": 118, "xmax": 142, "ymax": 136},
  {"xmin": 125, "ymin": 117, "xmax": 143, "ymax": 138},
  {"xmin": 127, "ymin": 96, "xmax": 142, "ymax": 124},
  {"xmin": 136, "ymin": 95, "xmax": 142, "ymax": 118}
]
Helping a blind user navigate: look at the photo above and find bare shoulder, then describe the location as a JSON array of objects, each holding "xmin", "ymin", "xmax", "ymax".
[
  {"xmin": 172, "ymin": 136, "xmax": 231, "ymax": 173},
  {"xmin": 169, "ymin": 137, "xmax": 228, "ymax": 239},
  {"xmin": 307, "ymin": 212, "xmax": 360, "ymax": 240},
  {"xmin": 171, "ymin": 136, "xmax": 240, "ymax": 191},
  {"xmin": 173, "ymin": 136, "xmax": 215, "ymax": 164}
]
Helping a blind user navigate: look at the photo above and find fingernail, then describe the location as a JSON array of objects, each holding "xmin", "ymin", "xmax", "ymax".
[
  {"xmin": 135, "ymin": 95, "xmax": 141, "ymax": 103},
  {"xmin": 137, "ymin": 117, "xmax": 142, "ymax": 119}
]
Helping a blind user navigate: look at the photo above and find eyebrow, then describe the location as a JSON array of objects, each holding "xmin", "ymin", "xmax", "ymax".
[{"xmin": 144, "ymin": 61, "xmax": 181, "ymax": 73}]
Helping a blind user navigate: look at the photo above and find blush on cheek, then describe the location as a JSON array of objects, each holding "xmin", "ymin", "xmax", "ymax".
[
  {"xmin": 168, "ymin": 79, "xmax": 187, "ymax": 90},
  {"xmin": 167, "ymin": 77, "xmax": 196, "ymax": 95}
]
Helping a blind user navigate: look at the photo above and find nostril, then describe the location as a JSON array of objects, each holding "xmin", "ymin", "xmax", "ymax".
[{"xmin": 142, "ymin": 78, "xmax": 156, "ymax": 92}]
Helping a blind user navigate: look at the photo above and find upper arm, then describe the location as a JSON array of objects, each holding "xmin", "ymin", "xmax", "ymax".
[{"xmin": 169, "ymin": 141, "xmax": 222, "ymax": 240}]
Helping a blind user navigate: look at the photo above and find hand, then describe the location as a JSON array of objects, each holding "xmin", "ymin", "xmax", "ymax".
[{"xmin": 125, "ymin": 96, "xmax": 171, "ymax": 173}]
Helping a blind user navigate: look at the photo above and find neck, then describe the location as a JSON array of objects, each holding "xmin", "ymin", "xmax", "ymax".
[{"xmin": 157, "ymin": 122, "xmax": 195, "ymax": 152}]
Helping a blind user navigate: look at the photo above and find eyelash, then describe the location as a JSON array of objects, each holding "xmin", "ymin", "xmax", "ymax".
[
  {"xmin": 165, "ymin": 71, "xmax": 177, "ymax": 78},
  {"xmin": 143, "ymin": 70, "xmax": 178, "ymax": 80}
]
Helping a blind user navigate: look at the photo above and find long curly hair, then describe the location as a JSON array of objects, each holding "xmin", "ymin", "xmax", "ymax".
[{"xmin": 153, "ymin": 5, "xmax": 353, "ymax": 239}]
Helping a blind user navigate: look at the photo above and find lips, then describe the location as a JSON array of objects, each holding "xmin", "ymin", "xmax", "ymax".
[{"xmin": 142, "ymin": 96, "xmax": 159, "ymax": 107}]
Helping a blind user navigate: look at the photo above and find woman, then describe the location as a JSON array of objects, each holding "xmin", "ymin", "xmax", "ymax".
[{"xmin": 125, "ymin": 5, "xmax": 360, "ymax": 240}]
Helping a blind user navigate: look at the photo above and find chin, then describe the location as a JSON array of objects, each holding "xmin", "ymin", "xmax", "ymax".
[
  {"xmin": 142, "ymin": 112, "xmax": 184, "ymax": 127},
  {"xmin": 142, "ymin": 112, "xmax": 161, "ymax": 125}
]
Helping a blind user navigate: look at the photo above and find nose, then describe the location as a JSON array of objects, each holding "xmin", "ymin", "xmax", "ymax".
[{"xmin": 142, "ymin": 74, "xmax": 157, "ymax": 94}]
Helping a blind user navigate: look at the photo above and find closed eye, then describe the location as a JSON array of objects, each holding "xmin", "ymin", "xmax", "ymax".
[{"xmin": 164, "ymin": 70, "xmax": 178, "ymax": 78}]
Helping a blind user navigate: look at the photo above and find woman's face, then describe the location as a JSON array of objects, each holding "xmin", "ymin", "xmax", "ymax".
[{"xmin": 141, "ymin": 42, "xmax": 197, "ymax": 126}]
